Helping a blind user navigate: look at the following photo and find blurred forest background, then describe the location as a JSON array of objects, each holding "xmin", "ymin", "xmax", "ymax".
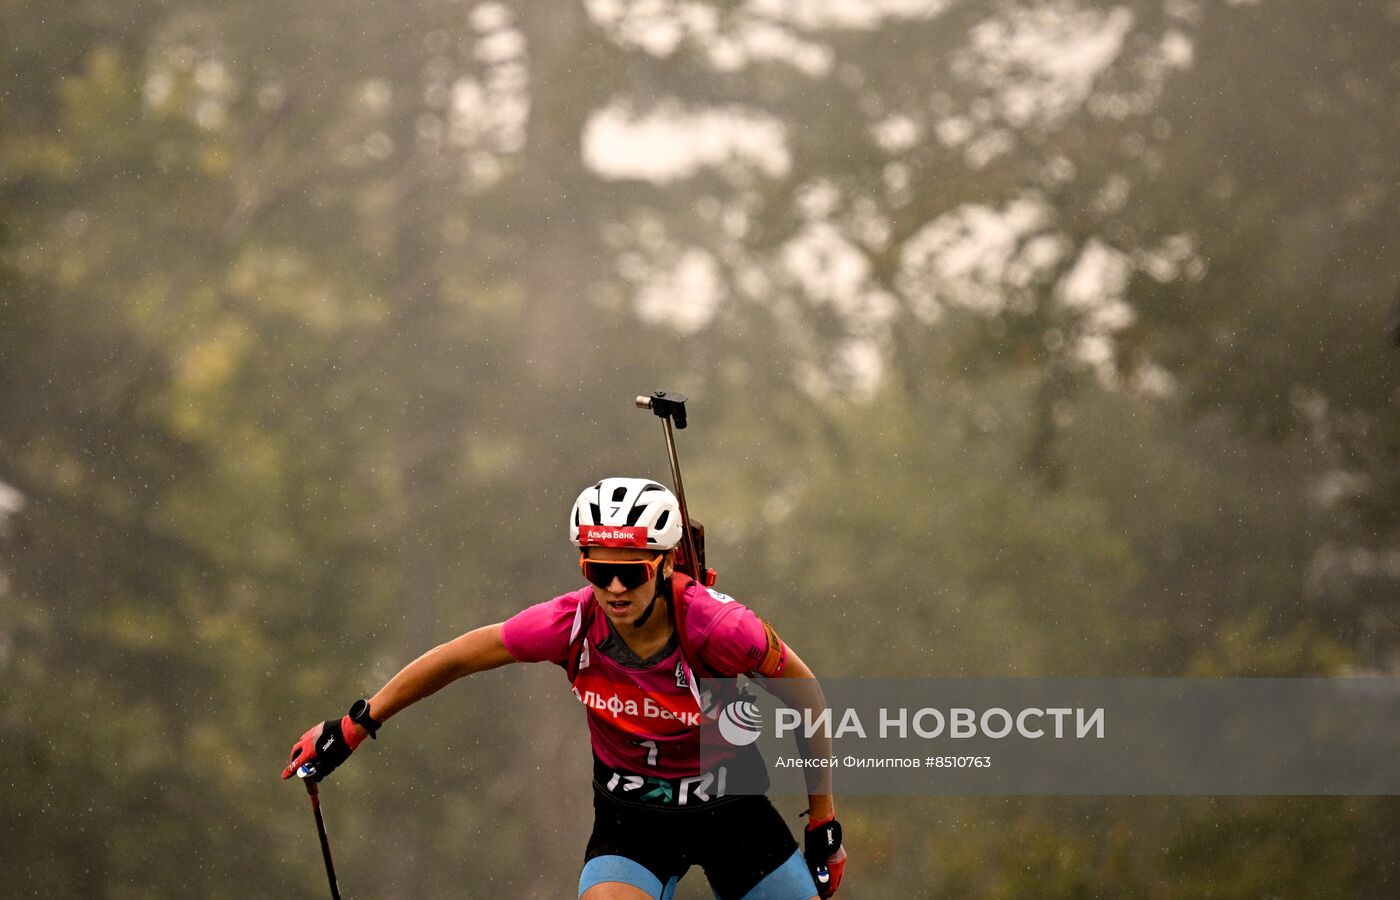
[{"xmin": 3, "ymin": 0, "xmax": 1399, "ymax": 896}]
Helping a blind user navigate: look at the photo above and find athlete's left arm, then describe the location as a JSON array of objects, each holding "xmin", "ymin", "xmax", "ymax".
[
  {"xmin": 759, "ymin": 646, "xmax": 835, "ymax": 823},
  {"xmin": 762, "ymin": 646, "xmax": 846, "ymax": 897}
]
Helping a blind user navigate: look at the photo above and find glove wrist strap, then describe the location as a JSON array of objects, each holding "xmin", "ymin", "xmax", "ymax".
[
  {"xmin": 348, "ymin": 698, "xmax": 382, "ymax": 739},
  {"xmin": 804, "ymin": 818, "xmax": 843, "ymax": 862}
]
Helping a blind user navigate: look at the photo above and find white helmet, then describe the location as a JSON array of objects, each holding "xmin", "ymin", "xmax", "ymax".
[{"xmin": 570, "ymin": 477, "xmax": 683, "ymax": 550}]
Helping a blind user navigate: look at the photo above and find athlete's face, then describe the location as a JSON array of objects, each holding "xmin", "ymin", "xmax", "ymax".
[{"xmin": 584, "ymin": 546, "xmax": 671, "ymax": 627}]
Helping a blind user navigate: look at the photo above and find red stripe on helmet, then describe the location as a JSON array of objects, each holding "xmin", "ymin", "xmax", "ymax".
[{"xmin": 578, "ymin": 525, "xmax": 649, "ymax": 547}]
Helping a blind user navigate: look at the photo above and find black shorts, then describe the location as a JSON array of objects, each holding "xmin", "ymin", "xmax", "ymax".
[{"xmin": 584, "ymin": 786, "xmax": 800, "ymax": 899}]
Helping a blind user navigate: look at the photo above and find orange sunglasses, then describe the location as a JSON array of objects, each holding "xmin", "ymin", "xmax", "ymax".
[{"xmin": 579, "ymin": 554, "xmax": 660, "ymax": 590}]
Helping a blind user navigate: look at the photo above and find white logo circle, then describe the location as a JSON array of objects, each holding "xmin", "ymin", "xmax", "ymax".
[{"xmin": 717, "ymin": 699, "xmax": 763, "ymax": 746}]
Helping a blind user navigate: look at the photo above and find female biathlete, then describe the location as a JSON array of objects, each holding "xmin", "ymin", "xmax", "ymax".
[{"xmin": 283, "ymin": 477, "xmax": 847, "ymax": 899}]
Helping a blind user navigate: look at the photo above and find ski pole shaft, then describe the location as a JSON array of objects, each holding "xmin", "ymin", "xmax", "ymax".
[{"xmin": 302, "ymin": 774, "xmax": 342, "ymax": 900}]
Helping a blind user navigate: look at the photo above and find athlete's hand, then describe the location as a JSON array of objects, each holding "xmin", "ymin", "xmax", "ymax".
[
  {"xmin": 804, "ymin": 816, "xmax": 846, "ymax": 898},
  {"xmin": 281, "ymin": 716, "xmax": 366, "ymax": 782}
]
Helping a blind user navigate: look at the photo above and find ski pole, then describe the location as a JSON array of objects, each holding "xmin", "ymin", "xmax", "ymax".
[
  {"xmin": 299, "ymin": 768, "xmax": 342, "ymax": 900},
  {"xmin": 635, "ymin": 390, "xmax": 702, "ymax": 582}
]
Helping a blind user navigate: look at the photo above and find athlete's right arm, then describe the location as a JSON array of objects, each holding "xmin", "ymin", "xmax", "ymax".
[
  {"xmin": 282, "ymin": 623, "xmax": 518, "ymax": 780},
  {"xmin": 364, "ymin": 623, "xmax": 517, "ymax": 727}
]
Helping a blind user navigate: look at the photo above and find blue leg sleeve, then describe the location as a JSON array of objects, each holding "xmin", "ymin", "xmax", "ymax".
[
  {"xmin": 579, "ymin": 855, "xmax": 666, "ymax": 899},
  {"xmin": 735, "ymin": 850, "xmax": 819, "ymax": 900}
]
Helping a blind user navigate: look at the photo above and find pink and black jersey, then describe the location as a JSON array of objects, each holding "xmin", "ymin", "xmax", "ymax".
[{"xmin": 502, "ymin": 581, "xmax": 783, "ymax": 780}]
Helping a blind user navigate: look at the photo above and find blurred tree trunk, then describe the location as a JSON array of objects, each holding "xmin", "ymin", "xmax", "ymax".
[{"xmin": 517, "ymin": 0, "xmax": 599, "ymax": 393}]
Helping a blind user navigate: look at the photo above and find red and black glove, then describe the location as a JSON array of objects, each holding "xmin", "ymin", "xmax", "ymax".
[
  {"xmin": 281, "ymin": 715, "xmax": 368, "ymax": 782},
  {"xmin": 804, "ymin": 815, "xmax": 847, "ymax": 898},
  {"xmin": 806, "ymin": 817, "xmax": 845, "ymax": 895}
]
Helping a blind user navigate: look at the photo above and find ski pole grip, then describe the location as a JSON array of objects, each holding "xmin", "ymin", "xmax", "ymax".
[{"xmin": 637, "ymin": 391, "xmax": 689, "ymax": 429}]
